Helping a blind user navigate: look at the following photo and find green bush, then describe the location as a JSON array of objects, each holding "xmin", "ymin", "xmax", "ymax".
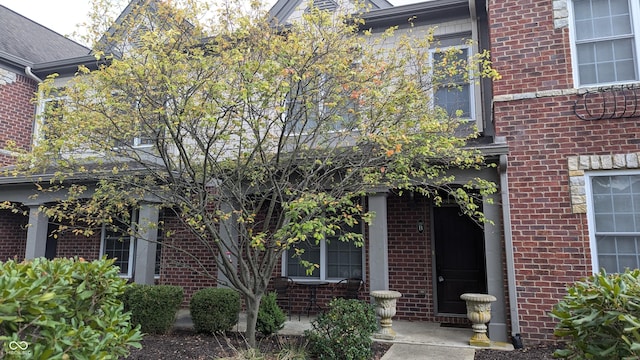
[
  {"xmin": 122, "ymin": 284, "xmax": 183, "ymax": 334},
  {"xmin": 190, "ymin": 287, "xmax": 240, "ymax": 334},
  {"xmin": 551, "ymin": 269, "xmax": 640, "ymax": 359},
  {"xmin": 0, "ymin": 257, "xmax": 142, "ymax": 359},
  {"xmin": 257, "ymin": 291, "xmax": 286, "ymax": 336},
  {"xmin": 304, "ymin": 298, "xmax": 377, "ymax": 360}
]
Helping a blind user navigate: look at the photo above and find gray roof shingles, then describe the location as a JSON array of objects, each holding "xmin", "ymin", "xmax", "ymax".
[{"xmin": 0, "ymin": 4, "xmax": 90, "ymax": 65}]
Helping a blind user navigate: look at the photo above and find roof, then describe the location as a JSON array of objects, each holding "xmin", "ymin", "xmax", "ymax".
[
  {"xmin": 0, "ymin": 5, "xmax": 90, "ymax": 67},
  {"xmin": 363, "ymin": 0, "xmax": 471, "ymax": 28},
  {"xmin": 269, "ymin": 0, "xmax": 394, "ymax": 23}
]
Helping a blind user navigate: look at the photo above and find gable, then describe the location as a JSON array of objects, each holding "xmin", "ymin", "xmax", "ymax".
[{"xmin": 269, "ymin": 0, "xmax": 393, "ymax": 23}]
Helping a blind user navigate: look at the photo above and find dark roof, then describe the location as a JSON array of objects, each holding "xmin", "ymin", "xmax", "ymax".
[
  {"xmin": 269, "ymin": 0, "xmax": 393, "ymax": 23},
  {"xmin": 0, "ymin": 4, "xmax": 90, "ymax": 67},
  {"xmin": 363, "ymin": 0, "xmax": 471, "ymax": 28}
]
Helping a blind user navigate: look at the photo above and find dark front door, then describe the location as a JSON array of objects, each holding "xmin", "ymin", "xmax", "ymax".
[{"xmin": 433, "ymin": 205, "xmax": 487, "ymax": 314}]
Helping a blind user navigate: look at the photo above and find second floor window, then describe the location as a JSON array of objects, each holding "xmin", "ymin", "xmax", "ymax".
[
  {"xmin": 571, "ymin": 0, "xmax": 639, "ymax": 86},
  {"xmin": 431, "ymin": 47, "xmax": 473, "ymax": 120}
]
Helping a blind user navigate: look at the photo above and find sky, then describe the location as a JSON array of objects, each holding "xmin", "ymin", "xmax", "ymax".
[{"xmin": 0, "ymin": 0, "xmax": 423, "ymax": 46}]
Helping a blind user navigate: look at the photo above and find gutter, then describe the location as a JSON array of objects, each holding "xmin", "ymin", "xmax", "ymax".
[{"xmin": 499, "ymin": 151, "xmax": 523, "ymax": 348}]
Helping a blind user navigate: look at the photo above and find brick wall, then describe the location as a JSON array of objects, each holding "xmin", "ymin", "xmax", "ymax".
[
  {"xmin": 489, "ymin": 0, "xmax": 640, "ymax": 343},
  {"xmin": 489, "ymin": 0, "xmax": 572, "ymax": 97},
  {"xmin": 158, "ymin": 212, "xmax": 218, "ymax": 306},
  {"xmin": 0, "ymin": 209, "xmax": 27, "ymax": 261},
  {"xmin": 0, "ymin": 69, "xmax": 37, "ymax": 166}
]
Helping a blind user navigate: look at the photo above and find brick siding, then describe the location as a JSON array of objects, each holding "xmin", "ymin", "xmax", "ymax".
[
  {"xmin": 0, "ymin": 70, "xmax": 37, "ymax": 166},
  {"xmin": 0, "ymin": 209, "xmax": 28, "ymax": 261},
  {"xmin": 489, "ymin": 0, "xmax": 640, "ymax": 343},
  {"xmin": 157, "ymin": 212, "xmax": 218, "ymax": 306}
]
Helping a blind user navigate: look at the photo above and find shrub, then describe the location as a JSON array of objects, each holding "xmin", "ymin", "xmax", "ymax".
[
  {"xmin": 551, "ymin": 269, "xmax": 640, "ymax": 359},
  {"xmin": 257, "ymin": 291, "xmax": 286, "ymax": 336},
  {"xmin": 122, "ymin": 284, "xmax": 184, "ymax": 334},
  {"xmin": 190, "ymin": 287, "xmax": 240, "ymax": 334},
  {"xmin": 304, "ymin": 298, "xmax": 377, "ymax": 360},
  {"xmin": 0, "ymin": 257, "xmax": 142, "ymax": 359}
]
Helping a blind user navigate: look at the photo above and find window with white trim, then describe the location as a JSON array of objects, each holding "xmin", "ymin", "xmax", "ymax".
[
  {"xmin": 430, "ymin": 46, "xmax": 474, "ymax": 120},
  {"xmin": 35, "ymin": 94, "xmax": 68, "ymax": 143},
  {"xmin": 285, "ymin": 223, "xmax": 363, "ymax": 280},
  {"xmin": 571, "ymin": 0, "xmax": 640, "ymax": 86},
  {"xmin": 587, "ymin": 172, "xmax": 640, "ymax": 273},
  {"xmin": 100, "ymin": 211, "xmax": 137, "ymax": 277}
]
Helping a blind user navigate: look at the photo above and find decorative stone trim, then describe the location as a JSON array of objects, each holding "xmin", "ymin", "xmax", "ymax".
[
  {"xmin": 553, "ymin": 0, "xmax": 569, "ymax": 29},
  {"xmin": 493, "ymin": 88, "xmax": 578, "ymax": 103},
  {"xmin": 567, "ymin": 153, "xmax": 640, "ymax": 213},
  {"xmin": 0, "ymin": 68, "xmax": 17, "ymax": 86}
]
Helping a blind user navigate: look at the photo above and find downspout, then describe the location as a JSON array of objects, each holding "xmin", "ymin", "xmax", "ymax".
[
  {"xmin": 25, "ymin": 66, "xmax": 44, "ymax": 148},
  {"xmin": 500, "ymin": 152, "xmax": 523, "ymax": 348},
  {"xmin": 25, "ymin": 66, "xmax": 43, "ymax": 83}
]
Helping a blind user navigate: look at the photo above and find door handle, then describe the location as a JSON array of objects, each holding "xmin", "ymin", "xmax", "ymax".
[{"xmin": 438, "ymin": 276, "xmax": 445, "ymax": 283}]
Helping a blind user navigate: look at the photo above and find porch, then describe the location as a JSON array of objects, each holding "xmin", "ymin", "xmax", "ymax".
[{"xmin": 174, "ymin": 309, "xmax": 513, "ymax": 359}]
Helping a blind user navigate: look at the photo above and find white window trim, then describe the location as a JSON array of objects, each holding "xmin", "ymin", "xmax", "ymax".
[
  {"xmin": 282, "ymin": 238, "xmax": 366, "ymax": 282},
  {"xmin": 428, "ymin": 45, "xmax": 477, "ymax": 123},
  {"xmin": 99, "ymin": 211, "xmax": 137, "ymax": 278},
  {"xmin": 34, "ymin": 95, "xmax": 69, "ymax": 146},
  {"xmin": 585, "ymin": 169, "xmax": 640, "ymax": 274},
  {"xmin": 568, "ymin": 0, "xmax": 640, "ymax": 88}
]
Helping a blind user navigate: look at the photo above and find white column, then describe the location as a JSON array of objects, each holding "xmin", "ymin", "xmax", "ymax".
[
  {"xmin": 368, "ymin": 193, "xmax": 389, "ymax": 291},
  {"xmin": 134, "ymin": 203, "xmax": 159, "ymax": 284},
  {"xmin": 25, "ymin": 205, "xmax": 48, "ymax": 259}
]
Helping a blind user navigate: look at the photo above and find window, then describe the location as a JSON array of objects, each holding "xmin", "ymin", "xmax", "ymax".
[
  {"xmin": 571, "ymin": 0, "xmax": 640, "ymax": 86},
  {"xmin": 100, "ymin": 212, "xmax": 137, "ymax": 278},
  {"xmin": 112, "ymin": 98, "xmax": 162, "ymax": 149},
  {"xmin": 35, "ymin": 95, "xmax": 67, "ymax": 143},
  {"xmin": 431, "ymin": 46, "xmax": 473, "ymax": 120},
  {"xmin": 285, "ymin": 223, "xmax": 363, "ymax": 280},
  {"xmin": 587, "ymin": 172, "xmax": 640, "ymax": 272},
  {"xmin": 285, "ymin": 72, "xmax": 359, "ymax": 136}
]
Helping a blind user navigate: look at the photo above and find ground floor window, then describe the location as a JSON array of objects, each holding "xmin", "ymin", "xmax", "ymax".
[
  {"xmin": 100, "ymin": 210, "xmax": 136, "ymax": 277},
  {"xmin": 587, "ymin": 171, "xmax": 640, "ymax": 273},
  {"xmin": 285, "ymin": 223, "xmax": 363, "ymax": 280}
]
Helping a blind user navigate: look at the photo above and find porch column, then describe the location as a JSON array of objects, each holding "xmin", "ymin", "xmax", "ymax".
[
  {"xmin": 218, "ymin": 201, "xmax": 237, "ymax": 288},
  {"xmin": 25, "ymin": 205, "xmax": 48, "ymax": 259},
  {"xmin": 134, "ymin": 203, "xmax": 159, "ymax": 284},
  {"xmin": 368, "ymin": 192, "xmax": 389, "ymax": 291},
  {"xmin": 483, "ymin": 193, "xmax": 508, "ymax": 342}
]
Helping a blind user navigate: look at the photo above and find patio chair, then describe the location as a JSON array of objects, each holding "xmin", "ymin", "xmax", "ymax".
[
  {"xmin": 273, "ymin": 276, "xmax": 293, "ymax": 320},
  {"xmin": 334, "ymin": 278, "xmax": 364, "ymax": 300}
]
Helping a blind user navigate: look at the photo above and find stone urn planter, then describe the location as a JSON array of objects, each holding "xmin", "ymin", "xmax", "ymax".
[
  {"xmin": 370, "ymin": 290, "xmax": 402, "ymax": 340},
  {"xmin": 460, "ymin": 293, "xmax": 497, "ymax": 347}
]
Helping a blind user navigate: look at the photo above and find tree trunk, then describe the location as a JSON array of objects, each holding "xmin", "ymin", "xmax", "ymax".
[{"xmin": 244, "ymin": 293, "xmax": 262, "ymax": 348}]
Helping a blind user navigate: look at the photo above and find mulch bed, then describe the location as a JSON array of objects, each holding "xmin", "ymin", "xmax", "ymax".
[
  {"xmin": 126, "ymin": 328, "xmax": 563, "ymax": 359},
  {"xmin": 474, "ymin": 344, "xmax": 561, "ymax": 360},
  {"xmin": 125, "ymin": 329, "xmax": 392, "ymax": 359}
]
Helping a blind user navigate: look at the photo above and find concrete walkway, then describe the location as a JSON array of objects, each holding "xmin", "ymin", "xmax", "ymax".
[{"xmin": 174, "ymin": 309, "xmax": 513, "ymax": 359}]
